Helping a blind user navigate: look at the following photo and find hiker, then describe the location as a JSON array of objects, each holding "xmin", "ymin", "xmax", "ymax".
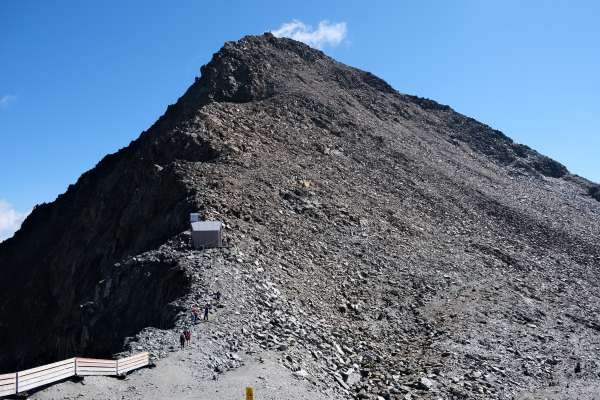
[
  {"xmin": 203, "ymin": 303, "xmax": 210, "ymax": 321},
  {"xmin": 184, "ymin": 328, "xmax": 191, "ymax": 344},
  {"xmin": 215, "ymin": 291, "xmax": 221, "ymax": 303},
  {"xmin": 179, "ymin": 331, "xmax": 186, "ymax": 349},
  {"xmin": 191, "ymin": 306, "xmax": 199, "ymax": 324}
]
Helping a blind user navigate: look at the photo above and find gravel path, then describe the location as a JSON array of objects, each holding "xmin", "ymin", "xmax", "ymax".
[{"xmin": 31, "ymin": 351, "xmax": 332, "ymax": 400}]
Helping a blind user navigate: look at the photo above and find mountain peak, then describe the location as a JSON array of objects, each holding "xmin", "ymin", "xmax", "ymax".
[
  {"xmin": 173, "ymin": 33, "xmax": 393, "ymax": 113},
  {"xmin": 1, "ymin": 34, "xmax": 599, "ymax": 399}
]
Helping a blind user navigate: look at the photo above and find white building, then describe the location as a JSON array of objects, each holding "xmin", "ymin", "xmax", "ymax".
[{"xmin": 191, "ymin": 220, "xmax": 223, "ymax": 249}]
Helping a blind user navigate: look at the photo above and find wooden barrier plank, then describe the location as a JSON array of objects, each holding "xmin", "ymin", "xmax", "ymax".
[
  {"xmin": 77, "ymin": 372, "xmax": 115, "ymax": 375},
  {"xmin": 118, "ymin": 361, "xmax": 148, "ymax": 374},
  {"xmin": 118, "ymin": 362, "xmax": 148, "ymax": 373},
  {"xmin": 0, "ymin": 385, "xmax": 16, "ymax": 396},
  {"xmin": 118, "ymin": 353, "xmax": 148, "ymax": 363},
  {"xmin": 119, "ymin": 358, "xmax": 148, "ymax": 367},
  {"xmin": 76, "ymin": 362, "xmax": 116, "ymax": 367},
  {"xmin": 0, "ymin": 384, "xmax": 16, "ymax": 393},
  {"xmin": 0, "ymin": 372, "xmax": 17, "ymax": 380},
  {"xmin": 76, "ymin": 370, "xmax": 116, "ymax": 374},
  {"xmin": 76, "ymin": 358, "xmax": 117, "ymax": 365},
  {"xmin": 76, "ymin": 362, "xmax": 117, "ymax": 368},
  {"xmin": 118, "ymin": 362, "xmax": 148, "ymax": 374},
  {"xmin": 76, "ymin": 367, "xmax": 116, "ymax": 372},
  {"xmin": 18, "ymin": 371, "xmax": 74, "ymax": 392},
  {"xmin": 119, "ymin": 351, "xmax": 149, "ymax": 361},
  {"xmin": 0, "ymin": 384, "xmax": 15, "ymax": 390},
  {"xmin": 119, "ymin": 352, "xmax": 148, "ymax": 360},
  {"xmin": 76, "ymin": 368, "xmax": 116, "ymax": 373},
  {"xmin": 76, "ymin": 363, "xmax": 116, "ymax": 368},
  {"xmin": 76, "ymin": 367, "xmax": 117, "ymax": 373},
  {"xmin": 0, "ymin": 375, "xmax": 16, "ymax": 385},
  {"xmin": 77, "ymin": 371, "xmax": 115, "ymax": 376},
  {"xmin": 18, "ymin": 364, "xmax": 74, "ymax": 382},
  {"xmin": 119, "ymin": 358, "xmax": 147, "ymax": 368},
  {"xmin": 117, "ymin": 360, "xmax": 147, "ymax": 370},
  {"xmin": 19, "ymin": 358, "xmax": 75, "ymax": 377},
  {"xmin": 118, "ymin": 358, "xmax": 147, "ymax": 368},
  {"xmin": 18, "ymin": 367, "xmax": 75, "ymax": 389},
  {"xmin": 117, "ymin": 354, "xmax": 147, "ymax": 364}
]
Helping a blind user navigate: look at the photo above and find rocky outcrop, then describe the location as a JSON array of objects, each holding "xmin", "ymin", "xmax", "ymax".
[
  {"xmin": 590, "ymin": 185, "xmax": 600, "ymax": 202},
  {"xmin": 0, "ymin": 115, "xmax": 211, "ymax": 370}
]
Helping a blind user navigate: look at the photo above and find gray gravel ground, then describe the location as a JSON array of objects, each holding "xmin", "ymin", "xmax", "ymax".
[{"xmin": 31, "ymin": 352, "xmax": 333, "ymax": 400}]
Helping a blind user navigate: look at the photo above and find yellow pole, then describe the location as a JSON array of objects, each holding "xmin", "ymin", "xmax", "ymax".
[{"xmin": 246, "ymin": 387, "xmax": 254, "ymax": 400}]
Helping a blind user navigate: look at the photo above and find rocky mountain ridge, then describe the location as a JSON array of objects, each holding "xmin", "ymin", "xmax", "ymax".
[{"xmin": 1, "ymin": 33, "xmax": 600, "ymax": 399}]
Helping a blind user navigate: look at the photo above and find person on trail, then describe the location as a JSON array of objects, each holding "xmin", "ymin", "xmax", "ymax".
[
  {"xmin": 184, "ymin": 328, "xmax": 191, "ymax": 344},
  {"xmin": 179, "ymin": 332, "xmax": 186, "ymax": 349},
  {"xmin": 203, "ymin": 303, "xmax": 210, "ymax": 321},
  {"xmin": 191, "ymin": 306, "xmax": 199, "ymax": 324},
  {"xmin": 215, "ymin": 291, "xmax": 221, "ymax": 303}
]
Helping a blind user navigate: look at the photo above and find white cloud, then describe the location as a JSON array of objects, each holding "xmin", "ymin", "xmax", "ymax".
[
  {"xmin": 272, "ymin": 20, "xmax": 347, "ymax": 49},
  {"xmin": 0, "ymin": 200, "xmax": 27, "ymax": 242},
  {"xmin": 0, "ymin": 95, "xmax": 16, "ymax": 109}
]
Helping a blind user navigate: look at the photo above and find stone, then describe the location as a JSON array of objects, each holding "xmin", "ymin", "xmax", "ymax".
[
  {"xmin": 341, "ymin": 369, "xmax": 361, "ymax": 386},
  {"xmin": 334, "ymin": 374, "xmax": 350, "ymax": 390},
  {"xmin": 418, "ymin": 377, "xmax": 435, "ymax": 390},
  {"xmin": 293, "ymin": 369, "xmax": 309, "ymax": 379}
]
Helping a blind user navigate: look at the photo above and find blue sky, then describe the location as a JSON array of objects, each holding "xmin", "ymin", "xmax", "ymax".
[{"xmin": 1, "ymin": 1, "xmax": 599, "ymax": 239}]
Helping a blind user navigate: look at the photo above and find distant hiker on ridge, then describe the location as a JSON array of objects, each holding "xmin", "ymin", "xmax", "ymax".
[
  {"xmin": 184, "ymin": 328, "xmax": 191, "ymax": 344},
  {"xmin": 179, "ymin": 331, "xmax": 186, "ymax": 349}
]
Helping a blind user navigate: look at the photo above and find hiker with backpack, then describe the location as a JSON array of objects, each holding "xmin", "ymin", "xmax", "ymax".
[{"xmin": 191, "ymin": 306, "xmax": 199, "ymax": 324}]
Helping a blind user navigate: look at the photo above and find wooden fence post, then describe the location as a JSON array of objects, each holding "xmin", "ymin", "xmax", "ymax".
[{"xmin": 15, "ymin": 371, "xmax": 18, "ymax": 394}]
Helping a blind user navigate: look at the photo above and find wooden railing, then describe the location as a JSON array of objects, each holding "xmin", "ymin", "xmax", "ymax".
[{"xmin": 0, "ymin": 352, "xmax": 149, "ymax": 397}]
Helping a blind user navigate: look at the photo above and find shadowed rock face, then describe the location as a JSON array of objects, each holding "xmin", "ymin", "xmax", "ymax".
[
  {"xmin": 590, "ymin": 185, "xmax": 600, "ymax": 202},
  {"xmin": 0, "ymin": 135, "xmax": 200, "ymax": 370},
  {"xmin": 0, "ymin": 34, "xmax": 599, "ymax": 398}
]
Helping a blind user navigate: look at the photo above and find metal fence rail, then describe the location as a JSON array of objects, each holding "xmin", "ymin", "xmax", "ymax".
[{"xmin": 0, "ymin": 352, "xmax": 149, "ymax": 397}]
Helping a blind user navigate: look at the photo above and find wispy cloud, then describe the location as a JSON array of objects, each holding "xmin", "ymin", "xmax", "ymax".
[
  {"xmin": 272, "ymin": 20, "xmax": 347, "ymax": 49},
  {"xmin": 0, "ymin": 200, "xmax": 27, "ymax": 242},
  {"xmin": 0, "ymin": 95, "xmax": 16, "ymax": 109}
]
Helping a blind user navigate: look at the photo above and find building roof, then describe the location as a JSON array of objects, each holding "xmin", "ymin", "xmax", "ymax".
[{"xmin": 191, "ymin": 220, "xmax": 223, "ymax": 232}]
